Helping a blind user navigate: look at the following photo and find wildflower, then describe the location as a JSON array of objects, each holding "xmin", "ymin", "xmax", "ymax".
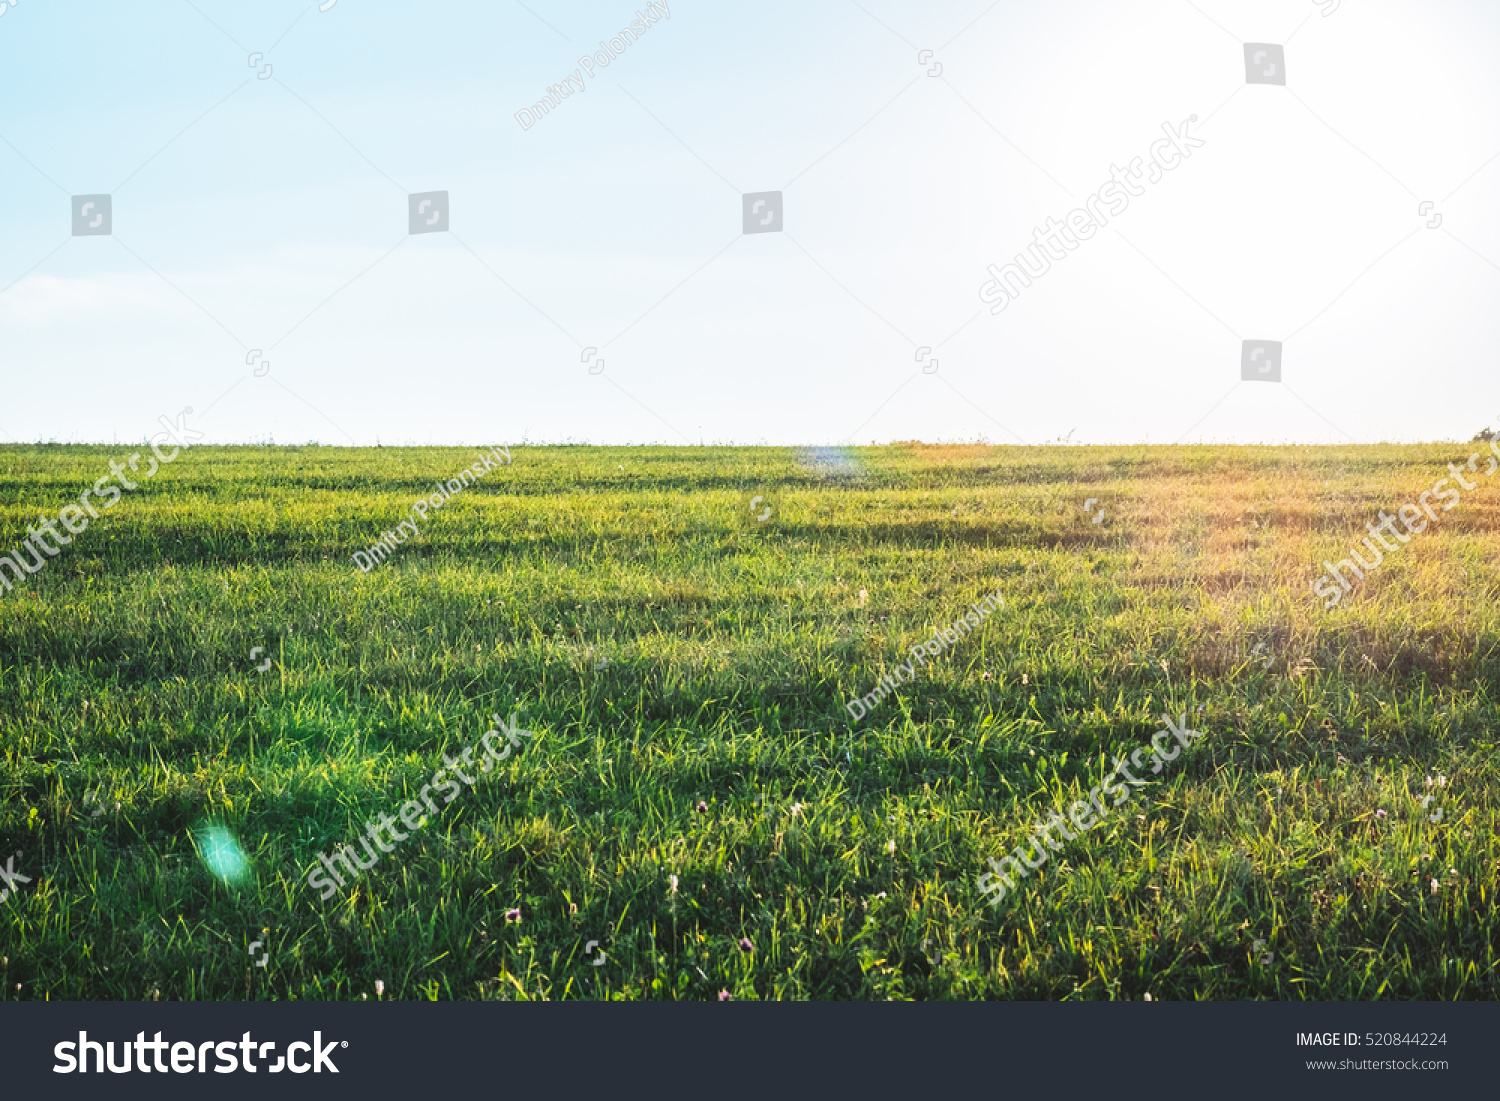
[
  {"xmin": 375, "ymin": 980, "xmax": 385, "ymax": 998},
  {"xmin": 1022, "ymin": 674, "xmax": 1029, "ymax": 684},
  {"xmin": 668, "ymin": 874, "xmax": 679, "ymax": 895},
  {"xmin": 1375, "ymin": 809, "xmax": 1387, "ymax": 819},
  {"xmin": 886, "ymin": 840, "xmax": 896, "ymax": 855},
  {"xmin": 858, "ymin": 588, "xmax": 868, "ymax": 606},
  {"xmin": 1143, "ymin": 993, "xmax": 1152, "ymax": 1002},
  {"xmin": 718, "ymin": 990, "xmax": 732, "ymax": 1001},
  {"xmin": 790, "ymin": 803, "xmax": 803, "ymax": 818},
  {"xmin": 505, "ymin": 908, "xmax": 521, "ymax": 923},
  {"xmin": 1430, "ymin": 878, "xmax": 1439, "ymax": 896},
  {"xmin": 695, "ymin": 801, "xmax": 708, "ymax": 814},
  {"xmin": 738, "ymin": 938, "xmax": 753, "ymax": 953}
]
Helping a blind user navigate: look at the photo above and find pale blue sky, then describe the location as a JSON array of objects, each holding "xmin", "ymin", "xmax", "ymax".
[{"xmin": 2, "ymin": 0, "xmax": 1498, "ymax": 446}]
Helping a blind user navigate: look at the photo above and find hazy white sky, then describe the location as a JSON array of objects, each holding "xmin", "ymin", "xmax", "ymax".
[{"xmin": 2, "ymin": 0, "xmax": 1498, "ymax": 446}]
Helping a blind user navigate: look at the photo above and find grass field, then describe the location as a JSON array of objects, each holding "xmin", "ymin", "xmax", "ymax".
[{"xmin": 2, "ymin": 441, "xmax": 1498, "ymax": 1001}]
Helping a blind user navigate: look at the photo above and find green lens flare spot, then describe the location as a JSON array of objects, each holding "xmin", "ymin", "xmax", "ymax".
[{"xmin": 195, "ymin": 825, "xmax": 252, "ymax": 886}]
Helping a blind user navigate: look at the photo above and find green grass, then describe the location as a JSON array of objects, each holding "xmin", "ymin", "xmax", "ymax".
[{"xmin": 2, "ymin": 441, "xmax": 1498, "ymax": 1000}]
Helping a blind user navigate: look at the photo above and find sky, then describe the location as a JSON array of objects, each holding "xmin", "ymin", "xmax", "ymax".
[{"xmin": 1, "ymin": 0, "xmax": 1498, "ymax": 447}]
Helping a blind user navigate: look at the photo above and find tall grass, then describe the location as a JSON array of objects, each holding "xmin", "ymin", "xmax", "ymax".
[{"xmin": 0, "ymin": 442, "xmax": 1496, "ymax": 1000}]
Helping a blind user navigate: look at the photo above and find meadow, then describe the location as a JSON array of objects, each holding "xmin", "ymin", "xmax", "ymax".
[{"xmin": 1, "ymin": 441, "xmax": 1497, "ymax": 1001}]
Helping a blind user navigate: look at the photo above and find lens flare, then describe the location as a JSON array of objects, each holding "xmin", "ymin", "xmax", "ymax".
[
  {"xmin": 794, "ymin": 446, "xmax": 863, "ymax": 480},
  {"xmin": 195, "ymin": 825, "xmax": 252, "ymax": 886}
]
